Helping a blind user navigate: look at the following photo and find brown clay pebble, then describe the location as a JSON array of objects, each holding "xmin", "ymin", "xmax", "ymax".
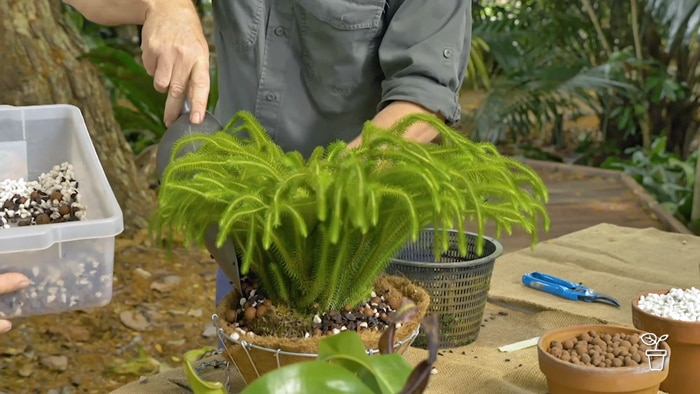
[
  {"xmin": 632, "ymin": 352, "xmax": 642, "ymax": 364},
  {"xmin": 224, "ymin": 308, "xmax": 237, "ymax": 323},
  {"xmin": 35, "ymin": 213, "xmax": 50, "ymax": 225},
  {"xmin": 244, "ymin": 306, "xmax": 257, "ymax": 321},
  {"xmin": 580, "ymin": 353, "xmax": 591, "ymax": 364},
  {"xmin": 549, "ymin": 332, "xmax": 647, "ymax": 368},
  {"xmin": 255, "ymin": 305, "xmax": 268, "ymax": 318},
  {"xmin": 58, "ymin": 204, "xmax": 71, "ymax": 216},
  {"xmin": 50, "ymin": 191, "xmax": 63, "ymax": 202},
  {"xmin": 387, "ymin": 296, "xmax": 401, "ymax": 310}
]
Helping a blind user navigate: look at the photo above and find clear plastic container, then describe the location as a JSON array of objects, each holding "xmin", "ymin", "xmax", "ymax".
[{"xmin": 0, "ymin": 104, "xmax": 124, "ymax": 318}]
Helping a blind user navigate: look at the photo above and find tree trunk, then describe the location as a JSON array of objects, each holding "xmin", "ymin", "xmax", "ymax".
[{"xmin": 0, "ymin": 1, "xmax": 155, "ymax": 235}]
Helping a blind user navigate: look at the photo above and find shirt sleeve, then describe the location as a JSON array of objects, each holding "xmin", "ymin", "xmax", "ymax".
[{"xmin": 377, "ymin": 0, "xmax": 471, "ymax": 125}]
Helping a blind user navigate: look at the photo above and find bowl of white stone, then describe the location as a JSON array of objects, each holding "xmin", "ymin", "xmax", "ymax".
[
  {"xmin": 0, "ymin": 104, "xmax": 123, "ymax": 319},
  {"xmin": 632, "ymin": 288, "xmax": 700, "ymax": 394}
]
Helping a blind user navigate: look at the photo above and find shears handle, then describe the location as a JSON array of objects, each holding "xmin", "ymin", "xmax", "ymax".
[{"xmin": 521, "ymin": 272, "xmax": 582, "ymax": 301}]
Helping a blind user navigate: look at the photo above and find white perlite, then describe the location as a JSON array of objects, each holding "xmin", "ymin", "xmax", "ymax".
[
  {"xmin": 0, "ymin": 177, "xmax": 38, "ymax": 202},
  {"xmin": 637, "ymin": 287, "xmax": 700, "ymax": 322}
]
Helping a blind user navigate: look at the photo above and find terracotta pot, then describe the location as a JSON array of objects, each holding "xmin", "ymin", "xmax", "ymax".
[
  {"xmin": 538, "ymin": 324, "xmax": 670, "ymax": 394},
  {"xmin": 632, "ymin": 289, "xmax": 700, "ymax": 394},
  {"xmin": 215, "ymin": 275, "xmax": 430, "ymax": 385}
]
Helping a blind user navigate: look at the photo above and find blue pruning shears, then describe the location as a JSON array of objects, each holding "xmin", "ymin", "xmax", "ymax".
[{"xmin": 521, "ymin": 272, "xmax": 620, "ymax": 307}]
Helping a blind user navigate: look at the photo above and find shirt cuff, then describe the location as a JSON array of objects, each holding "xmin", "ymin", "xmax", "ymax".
[{"xmin": 377, "ymin": 75, "xmax": 462, "ymax": 125}]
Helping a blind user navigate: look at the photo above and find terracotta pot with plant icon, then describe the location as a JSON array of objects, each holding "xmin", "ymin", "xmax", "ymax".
[{"xmin": 538, "ymin": 324, "xmax": 670, "ymax": 394}]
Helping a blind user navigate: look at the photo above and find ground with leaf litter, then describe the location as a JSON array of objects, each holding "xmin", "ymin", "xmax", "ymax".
[{"xmin": 0, "ymin": 231, "xmax": 220, "ymax": 393}]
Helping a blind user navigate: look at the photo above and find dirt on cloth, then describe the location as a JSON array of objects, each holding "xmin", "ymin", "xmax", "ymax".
[{"xmin": 0, "ymin": 230, "xmax": 220, "ymax": 393}]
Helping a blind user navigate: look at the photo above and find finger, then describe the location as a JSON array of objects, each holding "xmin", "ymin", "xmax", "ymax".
[
  {"xmin": 163, "ymin": 92, "xmax": 187, "ymax": 127},
  {"xmin": 152, "ymin": 55, "xmax": 174, "ymax": 94},
  {"xmin": 163, "ymin": 59, "xmax": 192, "ymax": 127},
  {"xmin": 0, "ymin": 319, "xmax": 11, "ymax": 333},
  {"xmin": 0, "ymin": 273, "xmax": 30, "ymax": 295},
  {"xmin": 142, "ymin": 51, "xmax": 157, "ymax": 77},
  {"xmin": 188, "ymin": 59, "xmax": 211, "ymax": 124},
  {"xmin": 140, "ymin": 35, "xmax": 158, "ymax": 77},
  {"xmin": 168, "ymin": 54, "xmax": 190, "ymax": 102}
]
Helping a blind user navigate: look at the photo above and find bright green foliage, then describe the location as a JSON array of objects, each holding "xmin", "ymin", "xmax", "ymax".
[
  {"xmin": 602, "ymin": 137, "xmax": 698, "ymax": 228},
  {"xmin": 240, "ymin": 331, "xmax": 408, "ymax": 394},
  {"xmin": 152, "ymin": 111, "xmax": 550, "ymax": 314}
]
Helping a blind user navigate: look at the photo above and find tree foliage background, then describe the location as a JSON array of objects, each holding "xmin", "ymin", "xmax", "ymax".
[{"xmin": 55, "ymin": 0, "xmax": 700, "ymax": 232}]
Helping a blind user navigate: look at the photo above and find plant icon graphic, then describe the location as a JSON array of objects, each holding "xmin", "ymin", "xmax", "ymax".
[{"xmin": 640, "ymin": 333, "xmax": 669, "ymax": 371}]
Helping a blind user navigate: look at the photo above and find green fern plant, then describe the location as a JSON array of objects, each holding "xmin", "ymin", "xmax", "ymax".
[{"xmin": 152, "ymin": 111, "xmax": 550, "ymax": 315}]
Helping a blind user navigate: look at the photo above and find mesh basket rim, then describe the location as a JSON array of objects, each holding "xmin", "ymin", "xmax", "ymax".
[{"xmin": 390, "ymin": 230, "xmax": 504, "ymax": 269}]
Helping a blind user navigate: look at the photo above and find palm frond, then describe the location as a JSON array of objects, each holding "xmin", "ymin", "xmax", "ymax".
[
  {"xmin": 468, "ymin": 61, "xmax": 633, "ymax": 142},
  {"xmin": 643, "ymin": 0, "xmax": 700, "ymax": 47}
]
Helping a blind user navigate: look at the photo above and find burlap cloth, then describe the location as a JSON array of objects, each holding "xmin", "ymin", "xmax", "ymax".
[{"xmin": 113, "ymin": 224, "xmax": 699, "ymax": 393}]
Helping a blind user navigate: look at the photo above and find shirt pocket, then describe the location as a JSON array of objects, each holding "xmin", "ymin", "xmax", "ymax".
[
  {"xmin": 213, "ymin": 0, "xmax": 265, "ymax": 51},
  {"xmin": 294, "ymin": 0, "xmax": 386, "ymax": 95}
]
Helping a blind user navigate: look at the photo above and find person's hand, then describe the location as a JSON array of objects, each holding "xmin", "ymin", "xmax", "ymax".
[
  {"xmin": 141, "ymin": 0, "xmax": 211, "ymax": 127},
  {"xmin": 0, "ymin": 273, "xmax": 30, "ymax": 333}
]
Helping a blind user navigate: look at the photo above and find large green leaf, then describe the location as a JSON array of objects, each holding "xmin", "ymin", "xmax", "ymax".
[
  {"xmin": 358, "ymin": 355, "xmax": 413, "ymax": 394},
  {"xmin": 240, "ymin": 362, "xmax": 374, "ymax": 394},
  {"xmin": 317, "ymin": 331, "xmax": 413, "ymax": 394}
]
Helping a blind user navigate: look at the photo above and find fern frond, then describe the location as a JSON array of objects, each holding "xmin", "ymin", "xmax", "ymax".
[{"xmin": 152, "ymin": 110, "xmax": 550, "ymax": 315}]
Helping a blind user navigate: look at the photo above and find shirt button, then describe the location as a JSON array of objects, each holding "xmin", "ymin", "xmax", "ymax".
[
  {"xmin": 443, "ymin": 48, "xmax": 453, "ymax": 58},
  {"xmin": 266, "ymin": 93, "xmax": 278, "ymax": 102},
  {"xmin": 274, "ymin": 27, "xmax": 285, "ymax": 36}
]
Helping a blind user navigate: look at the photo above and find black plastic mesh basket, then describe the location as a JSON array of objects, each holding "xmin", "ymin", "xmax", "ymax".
[{"xmin": 385, "ymin": 229, "xmax": 503, "ymax": 348}]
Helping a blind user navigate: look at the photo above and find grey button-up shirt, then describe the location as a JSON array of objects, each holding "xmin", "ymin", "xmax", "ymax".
[{"xmin": 212, "ymin": 0, "xmax": 471, "ymax": 157}]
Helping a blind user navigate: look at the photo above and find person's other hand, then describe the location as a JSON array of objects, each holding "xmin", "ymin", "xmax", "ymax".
[
  {"xmin": 0, "ymin": 273, "xmax": 30, "ymax": 333},
  {"xmin": 141, "ymin": 0, "xmax": 211, "ymax": 127}
]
